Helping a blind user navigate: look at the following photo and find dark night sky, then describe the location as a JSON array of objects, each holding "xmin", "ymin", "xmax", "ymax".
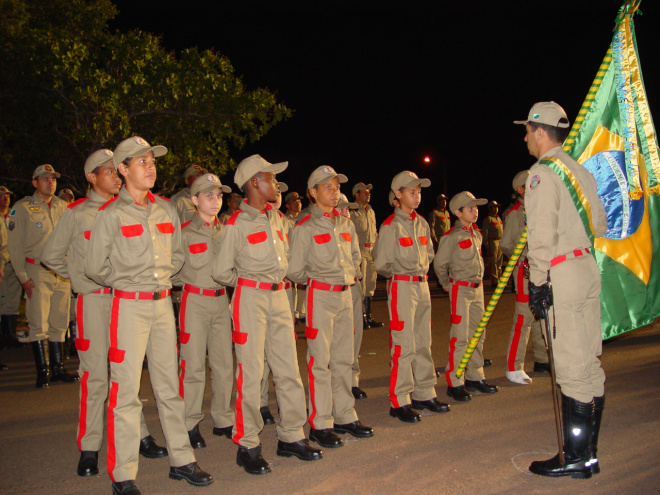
[{"xmin": 110, "ymin": 0, "xmax": 659, "ymax": 219}]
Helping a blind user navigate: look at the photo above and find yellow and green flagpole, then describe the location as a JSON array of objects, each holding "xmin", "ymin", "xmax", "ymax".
[{"xmin": 455, "ymin": 228, "xmax": 527, "ymax": 379}]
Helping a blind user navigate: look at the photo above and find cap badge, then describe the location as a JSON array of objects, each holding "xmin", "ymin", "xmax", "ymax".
[
  {"xmin": 134, "ymin": 136, "xmax": 149, "ymax": 147},
  {"xmin": 532, "ymin": 113, "xmax": 540, "ymax": 120},
  {"xmin": 207, "ymin": 174, "xmax": 219, "ymax": 183},
  {"xmin": 102, "ymin": 149, "xmax": 113, "ymax": 157},
  {"xmin": 44, "ymin": 165, "xmax": 54, "ymax": 172},
  {"xmin": 407, "ymin": 171, "xmax": 418, "ymax": 178},
  {"xmin": 322, "ymin": 166, "xmax": 335, "ymax": 174}
]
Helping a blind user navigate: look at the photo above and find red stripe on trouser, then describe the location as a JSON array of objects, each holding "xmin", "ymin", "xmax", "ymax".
[
  {"xmin": 108, "ymin": 298, "xmax": 124, "ymax": 363},
  {"xmin": 107, "ymin": 381, "xmax": 119, "ymax": 481},
  {"xmin": 515, "ymin": 264, "xmax": 529, "ymax": 303},
  {"xmin": 445, "ymin": 337, "xmax": 457, "ymax": 385},
  {"xmin": 178, "ymin": 291, "xmax": 191, "ymax": 346},
  {"xmin": 231, "ymin": 287, "xmax": 248, "ymax": 344},
  {"xmin": 305, "ymin": 286, "xmax": 318, "ymax": 339},
  {"xmin": 77, "ymin": 371, "xmax": 89, "ymax": 450},
  {"xmin": 75, "ymin": 295, "xmax": 90, "ymax": 351},
  {"xmin": 450, "ymin": 284, "xmax": 462, "ymax": 324},
  {"xmin": 307, "ymin": 356, "xmax": 317, "ymax": 425},
  {"xmin": 389, "ymin": 345, "xmax": 402, "ymax": 408},
  {"xmin": 179, "ymin": 360, "xmax": 186, "ymax": 399},
  {"xmin": 233, "ymin": 363, "xmax": 244, "ymax": 444},
  {"xmin": 387, "ymin": 280, "xmax": 393, "ymax": 350},
  {"xmin": 389, "ymin": 280, "xmax": 404, "ymax": 331},
  {"xmin": 508, "ymin": 314, "xmax": 525, "ymax": 371}
]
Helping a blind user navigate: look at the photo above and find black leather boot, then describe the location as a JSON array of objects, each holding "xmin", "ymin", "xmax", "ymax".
[
  {"xmin": 77, "ymin": 450, "xmax": 99, "ymax": 476},
  {"xmin": 364, "ymin": 297, "xmax": 383, "ymax": 328},
  {"xmin": 67, "ymin": 320, "xmax": 78, "ymax": 359},
  {"xmin": 49, "ymin": 341, "xmax": 79, "ymax": 383},
  {"xmin": 589, "ymin": 395, "xmax": 605, "ymax": 474},
  {"xmin": 31, "ymin": 340, "xmax": 50, "ymax": 389},
  {"xmin": 529, "ymin": 394, "xmax": 594, "ymax": 479}
]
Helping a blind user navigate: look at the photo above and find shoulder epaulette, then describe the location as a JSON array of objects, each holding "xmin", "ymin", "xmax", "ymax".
[
  {"xmin": 154, "ymin": 194, "xmax": 171, "ymax": 202},
  {"xmin": 67, "ymin": 197, "xmax": 88, "ymax": 209},
  {"xmin": 226, "ymin": 209, "xmax": 243, "ymax": 226},
  {"xmin": 382, "ymin": 212, "xmax": 396, "ymax": 226},
  {"xmin": 98, "ymin": 195, "xmax": 119, "ymax": 211},
  {"xmin": 443, "ymin": 226, "xmax": 455, "ymax": 236},
  {"xmin": 181, "ymin": 219, "xmax": 193, "ymax": 229},
  {"xmin": 506, "ymin": 201, "xmax": 523, "ymax": 218},
  {"xmin": 296, "ymin": 214, "xmax": 312, "ymax": 226}
]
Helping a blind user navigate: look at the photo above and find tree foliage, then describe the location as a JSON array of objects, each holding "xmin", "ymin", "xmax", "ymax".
[{"xmin": 0, "ymin": 0, "xmax": 291, "ymax": 195}]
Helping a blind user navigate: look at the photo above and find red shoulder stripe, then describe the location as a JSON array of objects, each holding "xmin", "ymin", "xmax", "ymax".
[
  {"xmin": 98, "ymin": 195, "xmax": 119, "ymax": 211},
  {"xmin": 181, "ymin": 220, "xmax": 193, "ymax": 229},
  {"xmin": 382, "ymin": 212, "xmax": 396, "ymax": 226},
  {"xmin": 226, "ymin": 209, "xmax": 242, "ymax": 226},
  {"xmin": 443, "ymin": 226, "xmax": 455, "ymax": 236},
  {"xmin": 296, "ymin": 214, "xmax": 312, "ymax": 226},
  {"xmin": 154, "ymin": 193, "xmax": 171, "ymax": 202},
  {"xmin": 67, "ymin": 197, "xmax": 88, "ymax": 209}
]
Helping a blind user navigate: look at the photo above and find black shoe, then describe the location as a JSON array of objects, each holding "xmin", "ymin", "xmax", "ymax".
[
  {"xmin": 534, "ymin": 361, "xmax": 551, "ymax": 373},
  {"xmin": 351, "ymin": 386, "xmax": 367, "ymax": 400},
  {"xmin": 309, "ymin": 428, "xmax": 344, "ymax": 448},
  {"xmin": 483, "ymin": 359, "xmax": 493, "ymax": 367},
  {"xmin": 465, "ymin": 379, "xmax": 498, "ymax": 394},
  {"xmin": 236, "ymin": 445, "xmax": 271, "ymax": 475},
  {"xmin": 276, "ymin": 439, "xmax": 323, "ymax": 461},
  {"xmin": 334, "ymin": 420, "xmax": 374, "ymax": 438},
  {"xmin": 389, "ymin": 405, "xmax": 421, "ymax": 423},
  {"xmin": 139, "ymin": 435, "xmax": 168, "ymax": 459},
  {"xmin": 31, "ymin": 340, "xmax": 50, "ymax": 389},
  {"xmin": 188, "ymin": 424, "xmax": 206, "ymax": 449},
  {"xmin": 49, "ymin": 341, "xmax": 79, "ymax": 383},
  {"xmin": 447, "ymin": 385, "xmax": 472, "ymax": 402},
  {"xmin": 365, "ymin": 316, "xmax": 384, "ymax": 328},
  {"xmin": 169, "ymin": 462, "xmax": 214, "ymax": 486},
  {"xmin": 412, "ymin": 398, "xmax": 450, "ymax": 413},
  {"xmin": 112, "ymin": 480, "xmax": 141, "ymax": 495},
  {"xmin": 77, "ymin": 450, "xmax": 98, "ymax": 477},
  {"xmin": 260, "ymin": 406, "xmax": 276, "ymax": 425},
  {"xmin": 212, "ymin": 425, "xmax": 233, "ymax": 439}
]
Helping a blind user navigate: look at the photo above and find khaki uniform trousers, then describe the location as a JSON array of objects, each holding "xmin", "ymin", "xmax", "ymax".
[
  {"xmin": 1, "ymin": 262, "xmax": 22, "ymax": 315},
  {"xmin": 350, "ymin": 281, "xmax": 364, "ymax": 388},
  {"xmin": 231, "ymin": 285, "xmax": 306, "ymax": 449},
  {"xmin": 547, "ymin": 255, "xmax": 605, "ymax": 403},
  {"xmin": 487, "ymin": 239, "xmax": 503, "ymax": 282},
  {"xmin": 445, "ymin": 283, "xmax": 485, "ymax": 387},
  {"xmin": 359, "ymin": 249, "xmax": 377, "ymax": 298},
  {"xmin": 296, "ymin": 285, "xmax": 306, "ymax": 318},
  {"xmin": 179, "ymin": 289, "xmax": 233, "ymax": 430},
  {"xmin": 387, "ymin": 278, "xmax": 437, "ymax": 407},
  {"xmin": 25, "ymin": 263, "xmax": 70, "ymax": 342},
  {"xmin": 107, "ymin": 295, "xmax": 194, "ymax": 482},
  {"xmin": 506, "ymin": 263, "xmax": 548, "ymax": 372},
  {"xmin": 75, "ymin": 292, "xmax": 151, "ymax": 452},
  {"xmin": 305, "ymin": 284, "xmax": 358, "ymax": 430}
]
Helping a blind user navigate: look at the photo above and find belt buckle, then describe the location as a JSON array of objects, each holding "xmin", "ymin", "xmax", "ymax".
[
  {"xmin": 215, "ymin": 289, "xmax": 222, "ymax": 297},
  {"xmin": 271, "ymin": 283, "xmax": 279, "ymax": 291},
  {"xmin": 153, "ymin": 291, "xmax": 162, "ymax": 300}
]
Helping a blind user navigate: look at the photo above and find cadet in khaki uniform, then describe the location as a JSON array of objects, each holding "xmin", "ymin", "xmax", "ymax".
[
  {"xmin": 481, "ymin": 201, "xmax": 504, "ymax": 284},
  {"xmin": 373, "ymin": 171, "xmax": 449, "ymax": 423},
  {"xmin": 434, "ymin": 192, "xmax": 498, "ymax": 402},
  {"xmin": 85, "ymin": 136, "xmax": 213, "ymax": 495},
  {"xmin": 427, "ymin": 193, "xmax": 451, "ymax": 250},
  {"xmin": 1, "ymin": 186, "xmax": 22, "ymax": 349},
  {"xmin": 336, "ymin": 194, "xmax": 367, "ymax": 400},
  {"xmin": 7, "ymin": 164, "xmax": 78, "ymax": 388},
  {"xmin": 501, "ymin": 170, "xmax": 548, "ymax": 386},
  {"xmin": 351, "ymin": 182, "xmax": 383, "ymax": 328},
  {"xmin": 284, "ymin": 191, "xmax": 306, "ymax": 322},
  {"xmin": 42, "ymin": 149, "xmax": 167, "ymax": 478},
  {"xmin": 515, "ymin": 102, "xmax": 607, "ymax": 478},
  {"xmin": 288, "ymin": 166, "xmax": 374, "ymax": 449},
  {"xmin": 212, "ymin": 154, "xmax": 321, "ymax": 476},
  {"xmin": 170, "ymin": 165, "xmax": 208, "ymax": 223},
  {"xmin": 175, "ymin": 173, "xmax": 234, "ymax": 449},
  {"xmin": 218, "ymin": 192, "xmax": 242, "ymax": 224}
]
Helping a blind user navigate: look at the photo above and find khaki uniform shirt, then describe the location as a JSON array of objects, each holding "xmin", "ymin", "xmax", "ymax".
[
  {"xmin": 170, "ymin": 187, "xmax": 196, "ymax": 224},
  {"xmin": 175, "ymin": 215, "xmax": 224, "ymax": 289},
  {"xmin": 7, "ymin": 193, "xmax": 68, "ymax": 284},
  {"xmin": 481, "ymin": 214, "xmax": 503, "ymax": 241},
  {"xmin": 428, "ymin": 208, "xmax": 451, "ymax": 246},
  {"xmin": 218, "ymin": 208, "xmax": 238, "ymax": 225},
  {"xmin": 350, "ymin": 203, "xmax": 377, "ymax": 251},
  {"xmin": 500, "ymin": 200, "xmax": 527, "ymax": 259},
  {"xmin": 287, "ymin": 206, "xmax": 361, "ymax": 286},
  {"xmin": 85, "ymin": 187, "xmax": 183, "ymax": 291},
  {"xmin": 433, "ymin": 220, "xmax": 484, "ymax": 287},
  {"xmin": 212, "ymin": 201, "xmax": 288, "ymax": 287},
  {"xmin": 284, "ymin": 211, "xmax": 300, "ymax": 228},
  {"xmin": 41, "ymin": 190, "xmax": 109, "ymax": 294},
  {"xmin": 373, "ymin": 209, "xmax": 435, "ymax": 278},
  {"xmin": 525, "ymin": 146, "xmax": 607, "ymax": 285}
]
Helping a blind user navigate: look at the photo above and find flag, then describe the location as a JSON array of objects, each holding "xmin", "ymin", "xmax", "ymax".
[{"xmin": 564, "ymin": 0, "xmax": 660, "ymax": 339}]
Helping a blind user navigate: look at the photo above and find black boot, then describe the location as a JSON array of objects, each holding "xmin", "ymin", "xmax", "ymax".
[
  {"xmin": 529, "ymin": 394, "xmax": 594, "ymax": 479},
  {"xmin": 77, "ymin": 450, "xmax": 99, "ymax": 476},
  {"xmin": 364, "ymin": 297, "xmax": 383, "ymax": 328},
  {"xmin": 67, "ymin": 320, "xmax": 78, "ymax": 359},
  {"xmin": 49, "ymin": 341, "xmax": 79, "ymax": 383},
  {"xmin": 589, "ymin": 395, "xmax": 605, "ymax": 474},
  {"xmin": 31, "ymin": 340, "xmax": 50, "ymax": 389}
]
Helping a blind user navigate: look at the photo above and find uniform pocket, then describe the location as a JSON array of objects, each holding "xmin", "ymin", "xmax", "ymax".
[
  {"xmin": 340, "ymin": 232, "xmax": 352, "ymax": 242},
  {"xmin": 121, "ymin": 224, "xmax": 143, "ymax": 237},
  {"xmin": 458, "ymin": 239, "xmax": 472, "ymax": 249},
  {"xmin": 246, "ymin": 230, "xmax": 269, "ymax": 260},
  {"xmin": 419, "ymin": 236, "xmax": 428, "ymax": 245},
  {"xmin": 156, "ymin": 222, "xmax": 175, "ymax": 234},
  {"xmin": 399, "ymin": 237, "xmax": 413, "ymax": 247},
  {"xmin": 314, "ymin": 233, "xmax": 331, "ymax": 244},
  {"xmin": 188, "ymin": 243, "xmax": 208, "ymax": 254}
]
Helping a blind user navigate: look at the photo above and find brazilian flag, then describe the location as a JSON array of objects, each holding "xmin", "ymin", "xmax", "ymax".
[{"xmin": 564, "ymin": 0, "xmax": 660, "ymax": 339}]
